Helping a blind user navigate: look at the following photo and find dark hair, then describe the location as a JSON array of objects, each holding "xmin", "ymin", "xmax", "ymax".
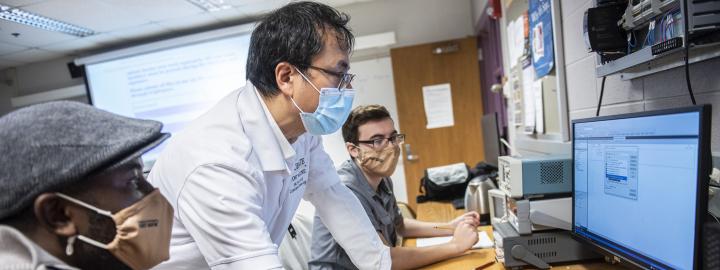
[
  {"xmin": 246, "ymin": 1, "xmax": 354, "ymax": 97},
  {"xmin": 342, "ymin": 105, "xmax": 391, "ymax": 145}
]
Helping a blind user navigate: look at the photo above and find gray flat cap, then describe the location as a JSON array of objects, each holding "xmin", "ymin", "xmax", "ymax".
[{"xmin": 0, "ymin": 101, "xmax": 170, "ymax": 220}]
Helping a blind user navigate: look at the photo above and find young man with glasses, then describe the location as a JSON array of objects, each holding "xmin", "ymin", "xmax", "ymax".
[
  {"xmin": 148, "ymin": 2, "xmax": 390, "ymax": 269},
  {"xmin": 309, "ymin": 105, "xmax": 481, "ymax": 270}
]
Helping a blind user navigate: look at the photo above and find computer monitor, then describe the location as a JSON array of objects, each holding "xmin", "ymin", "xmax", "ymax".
[
  {"xmin": 572, "ymin": 105, "xmax": 711, "ymax": 270},
  {"xmin": 482, "ymin": 112, "xmax": 503, "ymax": 167}
]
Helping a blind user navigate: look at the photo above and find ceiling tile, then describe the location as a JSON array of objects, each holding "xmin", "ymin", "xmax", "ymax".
[
  {"xmin": 2, "ymin": 48, "xmax": 65, "ymax": 63},
  {"xmin": 111, "ymin": 23, "xmax": 170, "ymax": 41},
  {"xmin": 40, "ymin": 37, "xmax": 101, "ymax": 55},
  {"xmin": 321, "ymin": 0, "xmax": 375, "ymax": 7},
  {"xmin": 98, "ymin": 0, "xmax": 204, "ymax": 22},
  {"xmin": 234, "ymin": 0, "xmax": 288, "ymax": 16},
  {"xmin": 156, "ymin": 13, "xmax": 223, "ymax": 32},
  {"xmin": 23, "ymin": 0, "xmax": 150, "ymax": 32},
  {"xmin": 0, "ymin": 0, "xmax": 379, "ymax": 65},
  {"xmin": 0, "ymin": 41, "xmax": 29, "ymax": 56},
  {"xmin": 79, "ymin": 32, "xmax": 125, "ymax": 46},
  {"xmin": 225, "ymin": 0, "xmax": 273, "ymax": 7},
  {"xmin": 0, "ymin": 0, "xmax": 46, "ymax": 8},
  {"xmin": 0, "ymin": 21, "xmax": 77, "ymax": 47},
  {"xmin": 208, "ymin": 7, "xmax": 248, "ymax": 23}
]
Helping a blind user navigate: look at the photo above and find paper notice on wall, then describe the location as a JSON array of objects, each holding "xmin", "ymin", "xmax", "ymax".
[
  {"xmin": 507, "ymin": 17, "xmax": 526, "ymax": 68},
  {"xmin": 422, "ymin": 83, "xmax": 455, "ymax": 129},
  {"xmin": 506, "ymin": 20, "xmax": 517, "ymax": 66},
  {"xmin": 522, "ymin": 66, "xmax": 536, "ymax": 134},
  {"xmin": 533, "ymin": 79, "xmax": 545, "ymax": 134}
]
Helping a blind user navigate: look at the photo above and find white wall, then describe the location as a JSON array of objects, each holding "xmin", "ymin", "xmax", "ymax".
[
  {"xmin": 471, "ymin": 0, "xmax": 489, "ymax": 29},
  {"xmin": 321, "ymin": 57, "xmax": 408, "ymax": 203},
  {"xmin": 0, "ymin": 70, "xmax": 13, "ymax": 114},
  {"xmin": 0, "ymin": 56, "xmax": 85, "ymax": 115},
  {"xmin": 338, "ymin": 0, "xmax": 475, "ymax": 59}
]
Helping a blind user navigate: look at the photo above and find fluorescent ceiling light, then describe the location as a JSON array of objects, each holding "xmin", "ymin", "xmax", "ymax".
[
  {"xmin": 186, "ymin": 0, "xmax": 232, "ymax": 12},
  {"xmin": 0, "ymin": 4, "xmax": 95, "ymax": 37}
]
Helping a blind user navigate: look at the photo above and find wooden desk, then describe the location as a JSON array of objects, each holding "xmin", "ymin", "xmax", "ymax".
[{"xmin": 404, "ymin": 202, "xmax": 625, "ymax": 270}]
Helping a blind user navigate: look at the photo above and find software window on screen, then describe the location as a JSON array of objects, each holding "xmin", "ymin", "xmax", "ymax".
[{"xmin": 574, "ymin": 112, "xmax": 700, "ymax": 270}]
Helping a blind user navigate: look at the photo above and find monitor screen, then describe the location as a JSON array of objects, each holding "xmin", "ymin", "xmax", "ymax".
[
  {"xmin": 572, "ymin": 106, "xmax": 710, "ymax": 270},
  {"xmin": 84, "ymin": 33, "xmax": 251, "ymax": 164}
]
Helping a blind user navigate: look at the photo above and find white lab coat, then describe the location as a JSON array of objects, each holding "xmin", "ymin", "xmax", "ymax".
[{"xmin": 148, "ymin": 82, "xmax": 390, "ymax": 270}]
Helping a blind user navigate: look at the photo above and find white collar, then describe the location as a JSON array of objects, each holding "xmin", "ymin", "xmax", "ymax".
[
  {"xmin": 255, "ymin": 85, "xmax": 296, "ymax": 161},
  {"xmin": 236, "ymin": 82, "xmax": 296, "ymax": 173}
]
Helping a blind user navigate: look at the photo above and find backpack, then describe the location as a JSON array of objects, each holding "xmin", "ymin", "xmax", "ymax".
[
  {"xmin": 416, "ymin": 162, "xmax": 498, "ymax": 203},
  {"xmin": 416, "ymin": 163, "xmax": 470, "ymax": 203}
]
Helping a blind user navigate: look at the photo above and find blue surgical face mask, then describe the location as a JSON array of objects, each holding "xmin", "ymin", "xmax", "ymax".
[{"xmin": 291, "ymin": 67, "xmax": 355, "ymax": 135}]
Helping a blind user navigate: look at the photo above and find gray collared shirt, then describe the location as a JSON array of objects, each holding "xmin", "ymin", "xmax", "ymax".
[{"xmin": 308, "ymin": 160, "xmax": 403, "ymax": 270}]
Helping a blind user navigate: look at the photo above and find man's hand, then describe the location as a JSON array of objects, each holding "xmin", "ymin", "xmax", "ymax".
[
  {"xmin": 449, "ymin": 222, "xmax": 479, "ymax": 254},
  {"xmin": 448, "ymin": 211, "xmax": 480, "ymax": 228}
]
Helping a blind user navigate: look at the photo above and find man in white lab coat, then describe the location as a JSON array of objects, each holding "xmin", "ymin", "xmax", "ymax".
[{"xmin": 148, "ymin": 2, "xmax": 390, "ymax": 270}]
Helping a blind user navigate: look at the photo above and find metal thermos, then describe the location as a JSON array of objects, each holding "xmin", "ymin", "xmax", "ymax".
[{"xmin": 465, "ymin": 176, "xmax": 497, "ymax": 224}]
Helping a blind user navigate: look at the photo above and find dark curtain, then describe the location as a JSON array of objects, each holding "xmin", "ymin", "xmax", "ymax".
[{"xmin": 476, "ymin": 6, "xmax": 507, "ymax": 138}]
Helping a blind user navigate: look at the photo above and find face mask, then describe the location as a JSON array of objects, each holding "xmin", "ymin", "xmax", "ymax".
[
  {"xmin": 356, "ymin": 144, "xmax": 401, "ymax": 177},
  {"xmin": 291, "ymin": 67, "xmax": 355, "ymax": 135},
  {"xmin": 56, "ymin": 189, "xmax": 174, "ymax": 270}
]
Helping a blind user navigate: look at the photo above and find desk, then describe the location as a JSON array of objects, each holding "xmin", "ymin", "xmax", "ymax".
[{"xmin": 404, "ymin": 202, "xmax": 625, "ymax": 270}]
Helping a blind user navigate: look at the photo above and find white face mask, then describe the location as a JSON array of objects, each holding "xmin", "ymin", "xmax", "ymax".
[{"xmin": 56, "ymin": 189, "xmax": 174, "ymax": 270}]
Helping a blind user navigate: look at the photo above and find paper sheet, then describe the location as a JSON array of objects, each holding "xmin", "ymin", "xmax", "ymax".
[
  {"xmin": 507, "ymin": 16, "xmax": 526, "ymax": 68},
  {"xmin": 422, "ymin": 83, "xmax": 455, "ymax": 129},
  {"xmin": 533, "ymin": 79, "xmax": 545, "ymax": 134},
  {"xmin": 416, "ymin": 231, "xmax": 494, "ymax": 249},
  {"xmin": 522, "ymin": 66, "xmax": 536, "ymax": 134}
]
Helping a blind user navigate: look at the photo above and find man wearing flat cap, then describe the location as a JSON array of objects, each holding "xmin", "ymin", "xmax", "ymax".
[{"xmin": 0, "ymin": 101, "xmax": 174, "ymax": 270}]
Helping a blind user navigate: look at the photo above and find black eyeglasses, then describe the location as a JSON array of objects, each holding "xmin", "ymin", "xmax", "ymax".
[
  {"xmin": 357, "ymin": 134, "xmax": 405, "ymax": 149},
  {"xmin": 300, "ymin": 65, "xmax": 355, "ymax": 91}
]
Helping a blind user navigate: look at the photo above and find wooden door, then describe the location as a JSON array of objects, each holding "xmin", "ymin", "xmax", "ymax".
[{"xmin": 391, "ymin": 37, "xmax": 486, "ymax": 211}]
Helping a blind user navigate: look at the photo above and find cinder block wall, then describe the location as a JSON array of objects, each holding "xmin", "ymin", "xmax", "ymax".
[{"xmin": 561, "ymin": 0, "xmax": 720, "ymax": 153}]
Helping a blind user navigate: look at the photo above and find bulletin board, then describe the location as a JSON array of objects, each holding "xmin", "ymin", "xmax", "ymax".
[{"xmin": 499, "ymin": 0, "xmax": 571, "ymax": 155}]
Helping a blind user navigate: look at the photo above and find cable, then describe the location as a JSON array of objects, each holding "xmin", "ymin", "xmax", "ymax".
[
  {"xmin": 683, "ymin": 1, "xmax": 697, "ymax": 105},
  {"xmin": 596, "ymin": 76, "xmax": 607, "ymax": 117}
]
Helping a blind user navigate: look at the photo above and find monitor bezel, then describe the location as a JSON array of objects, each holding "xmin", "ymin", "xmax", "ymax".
[
  {"xmin": 571, "ymin": 104, "xmax": 711, "ymax": 270},
  {"xmin": 482, "ymin": 112, "xmax": 503, "ymax": 167}
]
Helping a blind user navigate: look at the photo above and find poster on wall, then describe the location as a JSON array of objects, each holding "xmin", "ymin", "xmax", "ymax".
[{"xmin": 529, "ymin": 0, "xmax": 555, "ymax": 78}]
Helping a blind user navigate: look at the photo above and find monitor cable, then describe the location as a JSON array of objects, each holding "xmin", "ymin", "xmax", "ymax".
[
  {"xmin": 596, "ymin": 76, "xmax": 607, "ymax": 117},
  {"xmin": 683, "ymin": 2, "xmax": 697, "ymax": 105}
]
